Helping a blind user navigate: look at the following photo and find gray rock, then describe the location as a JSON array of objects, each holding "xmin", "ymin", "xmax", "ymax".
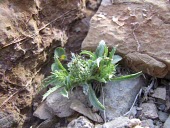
[
  {"xmin": 151, "ymin": 87, "xmax": 166, "ymax": 103},
  {"xmin": 46, "ymin": 87, "xmax": 88, "ymax": 118},
  {"xmin": 0, "ymin": 111, "xmax": 18, "ymax": 128},
  {"xmin": 141, "ymin": 103, "xmax": 158, "ymax": 119},
  {"xmin": 95, "ymin": 117, "xmax": 141, "ymax": 128},
  {"xmin": 158, "ymin": 111, "xmax": 169, "ymax": 122},
  {"xmin": 141, "ymin": 119, "xmax": 155, "ymax": 128},
  {"xmin": 67, "ymin": 116, "xmax": 94, "ymax": 128},
  {"xmin": 70, "ymin": 100, "xmax": 103, "ymax": 123},
  {"xmin": 33, "ymin": 102, "xmax": 54, "ymax": 120},
  {"xmin": 163, "ymin": 115, "xmax": 170, "ymax": 128},
  {"xmin": 37, "ymin": 118, "xmax": 59, "ymax": 128},
  {"xmin": 100, "ymin": 76, "xmax": 145, "ymax": 120}
]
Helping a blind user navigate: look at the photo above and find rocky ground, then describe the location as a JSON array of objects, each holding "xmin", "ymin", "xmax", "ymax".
[{"xmin": 0, "ymin": 0, "xmax": 170, "ymax": 128}]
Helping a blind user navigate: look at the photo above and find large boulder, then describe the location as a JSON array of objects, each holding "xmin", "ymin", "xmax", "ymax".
[
  {"xmin": 99, "ymin": 76, "xmax": 145, "ymax": 121},
  {"xmin": 82, "ymin": 0, "xmax": 170, "ymax": 78}
]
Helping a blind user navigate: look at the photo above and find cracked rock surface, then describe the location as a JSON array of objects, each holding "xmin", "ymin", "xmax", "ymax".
[{"xmin": 82, "ymin": 0, "xmax": 170, "ymax": 78}]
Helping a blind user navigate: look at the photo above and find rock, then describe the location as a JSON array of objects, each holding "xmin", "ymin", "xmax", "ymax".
[
  {"xmin": 95, "ymin": 117, "xmax": 141, "ymax": 128},
  {"xmin": 141, "ymin": 103, "xmax": 158, "ymax": 119},
  {"xmin": 67, "ymin": 116, "xmax": 94, "ymax": 128},
  {"xmin": 158, "ymin": 111, "xmax": 169, "ymax": 122},
  {"xmin": 163, "ymin": 115, "xmax": 170, "ymax": 128},
  {"xmin": 151, "ymin": 87, "xmax": 166, "ymax": 103},
  {"xmin": 33, "ymin": 102, "xmax": 54, "ymax": 120},
  {"xmin": 99, "ymin": 76, "xmax": 145, "ymax": 120},
  {"xmin": 0, "ymin": 111, "xmax": 18, "ymax": 128},
  {"xmin": 45, "ymin": 87, "xmax": 88, "ymax": 118},
  {"xmin": 70, "ymin": 100, "xmax": 103, "ymax": 123},
  {"xmin": 37, "ymin": 118, "xmax": 59, "ymax": 128},
  {"xmin": 82, "ymin": 0, "xmax": 170, "ymax": 78},
  {"xmin": 141, "ymin": 119, "xmax": 155, "ymax": 128}
]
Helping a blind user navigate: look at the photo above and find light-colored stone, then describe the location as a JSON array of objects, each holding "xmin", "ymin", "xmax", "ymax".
[
  {"xmin": 141, "ymin": 119, "xmax": 155, "ymax": 128},
  {"xmin": 82, "ymin": 0, "xmax": 170, "ymax": 78},
  {"xmin": 67, "ymin": 116, "xmax": 94, "ymax": 128},
  {"xmin": 158, "ymin": 111, "xmax": 169, "ymax": 122},
  {"xmin": 95, "ymin": 117, "xmax": 141, "ymax": 128},
  {"xmin": 33, "ymin": 102, "xmax": 54, "ymax": 120},
  {"xmin": 151, "ymin": 87, "xmax": 166, "ymax": 101},
  {"xmin": 141, "ymin": 103, "xmax": 158, "ymax": 119},
  {"xmin": 46, "ymin": 87, "xmax": 88, "ymax": 118},
  {"xmin": 164, "ymin": 115, "xmax": 170, "ymax": 128},
  {"xmin": 70, "ymin": 100, "xmax": 103, "ymax": 123},
  {"xmin": 100, "ymin": 76, "xmax": 145, "ymax": 120}
]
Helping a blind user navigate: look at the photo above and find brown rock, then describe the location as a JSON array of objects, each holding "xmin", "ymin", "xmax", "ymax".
[{"xmin": 82, "ymin": 0, "xmax": 170, "ymax": 78}]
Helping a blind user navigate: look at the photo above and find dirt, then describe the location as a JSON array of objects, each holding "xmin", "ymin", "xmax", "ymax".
[{"xmin": 0, "ymin": 0, "xmax": 100, "ymax": 127}]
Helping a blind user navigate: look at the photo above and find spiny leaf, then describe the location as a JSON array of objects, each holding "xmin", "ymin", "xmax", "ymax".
[
  {"xmin": 109, "ymin": 47, "xmax": 116, "ymax": 59},
  {"xmin": 95, "ymin": 40, "xmax": 106, "ymax": 58},
  {"xmin": 112, "ymin": 55, "xmax": 122, "ymax": 64},
  {"xmin": 80, "ymin": 50, "xmax": 95, "ymax": 59},
  {"xmin": 42, "ymin": 84, "xmax": 64, "ymax": 100},
  {"xmin": 104, "ymin": 45, "xmax": 108, "ymax": 57},
  {"xmin": 111, "ymin": 71, "xmax": 142, "ymax": 81},
  {"xmin": 88, "ymin": 84, "xmax": 105, "ymax": 111}
]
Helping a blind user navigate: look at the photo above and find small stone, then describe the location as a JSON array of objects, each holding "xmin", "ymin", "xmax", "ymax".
[
  {"xmin": 33, "ymin": 102, "xmax": 54, "ymax": 120},
  {"xmin": 158, "ymin": 111, "xmax": 169, "ymax": 122},
  {"xmin": 164, "ymin": 115, "xmax": 170, "ymax": 128},
  {"xmin": 136, "ymin": 107, "xmax": 142, "ymax": 111},
  {"xmin": 141, "ymin": 119, "xmax": 155, "ymax": 128},
  {"xmin": 141, "ymin": 103, "xmax": 158, "ymax": 119},
  {"xmin": 67, "ymin": 116, "xmax": 94, "ymax": 128},
  {"xmin": 95, "ymin": 117, "xmax": 141, "ymax": 128},
  {"xmin": 70, "ymin": 100, "xmax": 103, "ymax": 123},
  {"xmin": 151, "ymin": 87, "xmax": 166, "ymax": 102},
  {"xmin": 158, "ymin": 104, "xmax": 166, "ymax": 111}
]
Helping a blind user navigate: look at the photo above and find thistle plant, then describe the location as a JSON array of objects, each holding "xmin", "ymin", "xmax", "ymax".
[{"xmin": 42, "ymin": 40, "xmax": 142, "ymax": 110}]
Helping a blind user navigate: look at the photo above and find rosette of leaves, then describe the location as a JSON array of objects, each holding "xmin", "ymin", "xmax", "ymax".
[{"xmin": 42, "ymin": 40, "xmax": 142, "ymax": 111}]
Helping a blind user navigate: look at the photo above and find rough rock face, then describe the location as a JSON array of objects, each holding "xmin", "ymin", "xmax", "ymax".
[
  {"xmin": 82, "ymin": 0, "xmax": 170, "ymax": 78},
  {"xmin": 99, "ymin": 76, "xmax": 145, "ymax": 121},
  {"xmin": 0, "ymin": 0, "xmax": 93, "ymax": 127}
]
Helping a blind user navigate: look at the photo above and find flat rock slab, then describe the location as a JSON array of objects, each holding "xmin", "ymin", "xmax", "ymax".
[
  {"xmin": 82, "ymin": 0, "xmax": 170, "ymax": 78},
  {"xmin": 70, "ymin": 100, "xmax": 103, "ymax": 123},
  {"xmin": 99, "ymin": 76, "xmax": 145, "ymax": 120},
  {"xmin": 164, "ymin": 115, "xmax": 170, "ymax": 128},
  {"xmin": 141, "ymin": 103, "xmax": 158, "ymax": 119},
  {"xmin": 151, "ymin": 87, "xmax": 166, "ymax": 101}
]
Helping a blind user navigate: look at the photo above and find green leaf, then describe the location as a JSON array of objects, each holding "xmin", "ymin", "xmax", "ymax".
[
  {"xmin": 54, "ymin": 58, "xmax": 67, "ymax": 71},
  {"xmin": 109, "ymin": 47, "xmax": 116, "ymax": 59},
  {"xmin": 95, "ymin": 40, "xmax": 106, "ymax": 58},
  {"xmin": 54, "ymin": 47, "xmax": 67, "ymax": 60},
  {"xmin": 42, "ymin": 75, "xmax": 58, "ymax": 87},
  {"xmin": 42, "ymin": 84, "xmax": 64, "ymax": 100},
  {"xmin": 96, "ymin": 57, "xmax": 102, "ymax": 67},
  {"xmin": 80, "ymin": 50, "xmax": 95, "ymax": 59},
  {"xmin": 88, "ymin": 84, "xmax": 105, "ymax": 111},
  {"xmin": 60, "ymin": 88, "xmax": 69, "ymax": 98},
  {"xmin": 112, "ymin": 55, "xmax": 122, "ymax": 64},
  {"xmin": 111, "ymin": 71, "xmax": 142, "ymax": 81},
  {"xmin": 104, "ymin": 45, "xmax": 108, "ymax": 57}
]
